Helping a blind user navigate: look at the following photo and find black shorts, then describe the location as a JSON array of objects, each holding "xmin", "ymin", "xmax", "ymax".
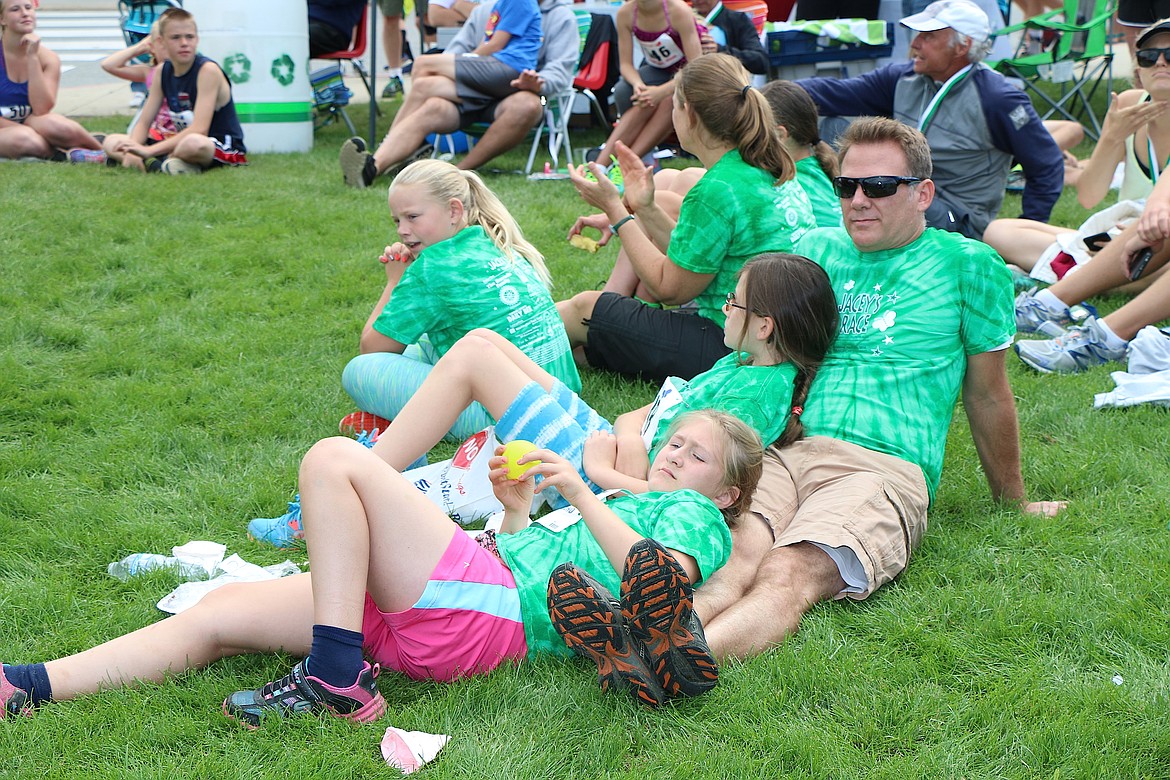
[
  {"xmin": 583, "ymin": 292, "xmax": 732, "ymax": 384},
  {"xmin": 454, "ymin": 54, "xmax": 520, "ymax": 117},
  {"xmin": 1118, "ymin": 0, "xmax": 1170, "ymax": 26}
]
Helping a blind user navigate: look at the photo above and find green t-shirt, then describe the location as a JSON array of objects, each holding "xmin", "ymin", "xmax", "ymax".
[
  {"xmin": 496, "ymin": 489, "xmax": 732, "ymax": 657},
  {"xmin": 669, "ymin": 149, "xmax": 816, "ymax": 326},
  {"xmin": 796, "ymin": 155, "xmax": 843, "ymax": 229},
  {"xmin": 793, "ymin": 227, "xmax": 1014, "ymax": 500},
  {"xmin": 374, "ymin": 226, "xmax": 581, "ymax": 392},
  {"xmin": 649, "ymin": 352, "xmax": 797, "ymax": 457}
]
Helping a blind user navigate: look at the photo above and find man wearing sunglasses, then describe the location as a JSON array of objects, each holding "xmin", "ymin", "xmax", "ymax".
[
  {"xmin": 793, "ymin": 0, "xmax": 1063, "ymax": 241},
  {"xmin": 690, "ymin": 117, "xmax": 1065, "ymax": 662}
]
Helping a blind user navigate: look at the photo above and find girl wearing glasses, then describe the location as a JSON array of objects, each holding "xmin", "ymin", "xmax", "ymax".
[
  {"xmin": 560, "ymin": 54, "xmax": 817, "ymax": 386},
  {"xmin": 983, "ymin": 18, "xmax": 1170, "ymax": 278},
  {"xmin": 367, "ymin": 252, "xmax": 837, "ymax": 510},
  {"xmin": 0, "ymin": 0, "xmax": 106, "ymax": 161}
]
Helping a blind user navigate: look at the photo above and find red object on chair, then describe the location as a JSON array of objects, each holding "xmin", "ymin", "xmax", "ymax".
[{"xmin": 316, "ymin": 12, "xmax": 380, "ymax": 114}]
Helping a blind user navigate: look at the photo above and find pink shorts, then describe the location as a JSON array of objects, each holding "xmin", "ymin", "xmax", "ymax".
[{"xmin": 361, "ymin": 530, "xmax": 528, "ymax": 682}]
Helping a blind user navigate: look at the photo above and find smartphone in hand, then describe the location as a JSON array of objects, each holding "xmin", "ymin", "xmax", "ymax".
[{"xmin": 1129, "ymin": 247, "xmax": 1155, "ymax": 281}]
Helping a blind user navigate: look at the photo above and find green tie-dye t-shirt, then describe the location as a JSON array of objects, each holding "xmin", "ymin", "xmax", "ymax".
[
  {"xmin": 794, "ymin": 227, "xmax": 1014, "ymax": 499},
  {"xmin": 669, "ymin": 149, "xmax": 816, "ymax": 326}
]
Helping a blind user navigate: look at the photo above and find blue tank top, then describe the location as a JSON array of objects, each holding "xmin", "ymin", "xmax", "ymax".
[
  {"xmin": 0, "ymin": 47, "xmax": 32, "ymax": 123},
  {"xmin": 160, "ymin": 54, "xmax": 246, "ymax": 151}
]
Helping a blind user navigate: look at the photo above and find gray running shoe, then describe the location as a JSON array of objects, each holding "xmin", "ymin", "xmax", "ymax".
[
  {"xmin": 1014, "ymin": 317, "xmax": 1128, "ymax": 373},
  {"xmin": 1015, "ymin": 287, "xmax": 1072, "ymax": 335}
]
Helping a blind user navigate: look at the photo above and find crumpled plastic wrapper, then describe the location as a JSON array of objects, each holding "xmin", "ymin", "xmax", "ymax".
[{"xmin": 380, "ymin": 727, "xmax": 451, "ymax": 774}]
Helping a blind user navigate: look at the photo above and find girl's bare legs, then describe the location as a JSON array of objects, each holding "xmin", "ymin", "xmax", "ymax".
[
  {"xmin": 624, "ymin": 99, "xmax": 675, "ymax": 159},
  {"xmin": 1102, "ymin": 268, "xmax": 1170, "ymax": 340},
  {"xmin": 1046, "ymin": 223, "xmax": 1168, "ymax": 305},
  {"xmin": 370, "ymin": 330, "xmax": 560, "ymax": 469},
  {"xmin": 41, "ymin": 574, "xmax": 315, "ymax": 701},
  {"xmin": 598, "ymin": 103, "xmax": 653, "ymax": 163},
  {"xmin": 297, "ymin": 437, "xmax": 468, "ymax": 624},
  {"xmin": 982, "ymin": 219, "xmax": 1073, "ymax": 272}
]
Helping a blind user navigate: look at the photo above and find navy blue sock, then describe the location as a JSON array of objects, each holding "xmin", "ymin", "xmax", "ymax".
[
  {"xmin": 3, "ymin": 663, "xmax": 53, "ymax": 707},
  {"xmin": 305, "ymin": 625, "xmax": 364, "ymax": 688}
]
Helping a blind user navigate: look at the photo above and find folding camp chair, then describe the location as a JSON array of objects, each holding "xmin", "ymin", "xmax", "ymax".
[
  {"xmin": 118, "ymin": 0, "xmax": 181, "ymax": 48},
  {"xmin": 316, "ymin": 12, "xmax": 382, "ymax": 117},
  {"xmin": 990, "ymin": 0, "xmax": 1115, "ymax": 140}
]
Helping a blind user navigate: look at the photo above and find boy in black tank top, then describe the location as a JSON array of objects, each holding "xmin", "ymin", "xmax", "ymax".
[{"xmin": 101, "ymin": 8, "xmax": 246, "ymax": 174}]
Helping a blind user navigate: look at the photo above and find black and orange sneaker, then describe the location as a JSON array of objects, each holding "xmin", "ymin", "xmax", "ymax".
[
  {"xmin": 620, "ymin": 538, "xmax": 718, "ymax": 698},
  {"xmin": 222, "ymin": 660, "xmax": 385, "ymax": 728},
  {"xmin": 547, "ymin": 563, "xmax": 667, "ymax": 707}
]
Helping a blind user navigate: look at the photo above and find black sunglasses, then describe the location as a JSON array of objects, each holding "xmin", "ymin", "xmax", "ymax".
[
  {"xmin": 832, "ymin": 175, "xmax": 923, "ymax": 199},
  {"xmin": 1136, "ymin": 47, "xmax": 1170, "ymax": 67}
]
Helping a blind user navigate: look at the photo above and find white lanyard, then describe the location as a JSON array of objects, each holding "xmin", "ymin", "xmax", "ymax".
[{"xmin": 918, "ymin": 65, "xmax": 973, "ymax": 134}]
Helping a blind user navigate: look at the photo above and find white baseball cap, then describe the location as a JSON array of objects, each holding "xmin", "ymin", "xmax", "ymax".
[{"xmin": 901, "ymin": 0, "xmax": 991, "ymax": 42}]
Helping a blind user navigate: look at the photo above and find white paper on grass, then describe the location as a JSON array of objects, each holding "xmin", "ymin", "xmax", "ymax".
[{"xmin": 380, "ymin": 727, "xmax": 451, "ymax": 773}]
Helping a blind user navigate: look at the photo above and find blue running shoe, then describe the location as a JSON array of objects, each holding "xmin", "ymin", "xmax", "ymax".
[{"xmin": 248, "ymin": 495, "xmax": 302, "ymax": 548}]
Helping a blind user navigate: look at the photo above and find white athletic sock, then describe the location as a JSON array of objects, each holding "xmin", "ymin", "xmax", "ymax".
[
  {"xmin": 387, "ymin": 67, "xmax": 402, "ymax": 78},
  {"xmin": 1094, "ymin": 318, "xmax": 1128, "ymax": 348},
  {"xmin": 1035, "ymin": 288, "xmax": 1070, "ymax": 314}
]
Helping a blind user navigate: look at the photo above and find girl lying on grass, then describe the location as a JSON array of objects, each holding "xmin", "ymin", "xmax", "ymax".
[
  {"xmin": 1, "ymin": 409, "xmax": 761, "ymax": 723},
  {"xmin": 249, "ymin": 158, "xmax": 581, "ymax": 546}
]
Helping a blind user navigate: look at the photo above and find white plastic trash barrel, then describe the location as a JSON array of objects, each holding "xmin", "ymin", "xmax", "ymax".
[{"xmin": 184, "ymin": 0, "xmax": 313, "ymax": 153}]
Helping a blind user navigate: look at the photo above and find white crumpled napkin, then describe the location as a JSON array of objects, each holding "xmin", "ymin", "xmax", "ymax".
[
  {"xmin": 156, "ymin": 551, "xmax": 301, "ymax": 614},
  {"xmin": 380, "ymin": 727, "xmax": 451, "ymax": 774}
]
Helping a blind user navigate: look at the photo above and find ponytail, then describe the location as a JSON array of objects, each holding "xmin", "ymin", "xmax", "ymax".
[
  {"xmin": 773, "ymin": 368, "xmax": 813, "ymax": 448},
  {"xmin": 677, "ymin": 54, "xmax": 794, "ymax": 184},
  {"xmin": 760, "ymin": 79, "xmax": 838, "ymax": 179},
  {"xmin": 461, "ymin": 171, "xmax": 552, "ymax": 289}
]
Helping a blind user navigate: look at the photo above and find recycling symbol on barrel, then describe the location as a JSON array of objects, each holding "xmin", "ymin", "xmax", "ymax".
[
  {"xmin": 271, "ymin": 54, "xmax": 295, "ymax": 86},
  {"xmin": 223, "ymin": 53, "xmax": 252, "ymax": 84}
]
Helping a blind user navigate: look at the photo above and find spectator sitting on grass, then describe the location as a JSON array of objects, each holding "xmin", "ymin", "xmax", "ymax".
[
  {"xmin": 687, "ymin": 117, "xmax": 1066, "ymax": 663},
  {"xmin": 102, "ymin": 8, "xmax": 246, "ymax": 175},
  {"xmin": 0, "ymin": 0, "xmax": 106, "ymax": 162},
  {"xmin": 985, "ymin": 18, "xmax": 1170, "ymax": 275},
  {"xmin": 557, "ymin": 55, "xmax": 815, "ymax": 386}
]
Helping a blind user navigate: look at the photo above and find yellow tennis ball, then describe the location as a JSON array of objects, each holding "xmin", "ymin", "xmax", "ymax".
[{"xmin": 503, "ymin": 440, "xmax": 541, "ymax": 480}]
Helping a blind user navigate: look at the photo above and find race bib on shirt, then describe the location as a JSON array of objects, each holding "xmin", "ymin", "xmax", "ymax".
[
  {"xmin": 1, "ymin": 104, "xmax": 31, "ymax": 121},
  {"xmin": 640, "ymin": 377, "xmax": 684, "ymax": 450},
  {"xmin": 637, "ymin": 31, "xmax": 686, "ymax": 69}
]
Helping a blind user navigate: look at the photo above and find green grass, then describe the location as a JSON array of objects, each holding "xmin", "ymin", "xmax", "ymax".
[{"xmin": 1, "ymin": 106, "xmax": 1169, "ymax": 779}]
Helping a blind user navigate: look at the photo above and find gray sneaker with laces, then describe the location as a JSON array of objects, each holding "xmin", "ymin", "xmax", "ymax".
[
  {"xmin": 1015, "ymin": 287, "xmax": 1072, "ymax": 335},
  {"xmin": 1014, "ymin": 317, "xmax": 1128, "ymax": 373}
]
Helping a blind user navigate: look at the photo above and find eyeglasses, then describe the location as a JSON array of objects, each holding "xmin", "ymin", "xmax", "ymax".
[
  {"xmin": 724, "ymin": 291, "xmax": 748, "ymax": 311},
  {"xmin": 832, "ymin": 175, "xmax": 923, "ymax": 199},
  {"xmin": 1136, "ymin": 47, "xmax": 1170, "ymax": 67}
]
